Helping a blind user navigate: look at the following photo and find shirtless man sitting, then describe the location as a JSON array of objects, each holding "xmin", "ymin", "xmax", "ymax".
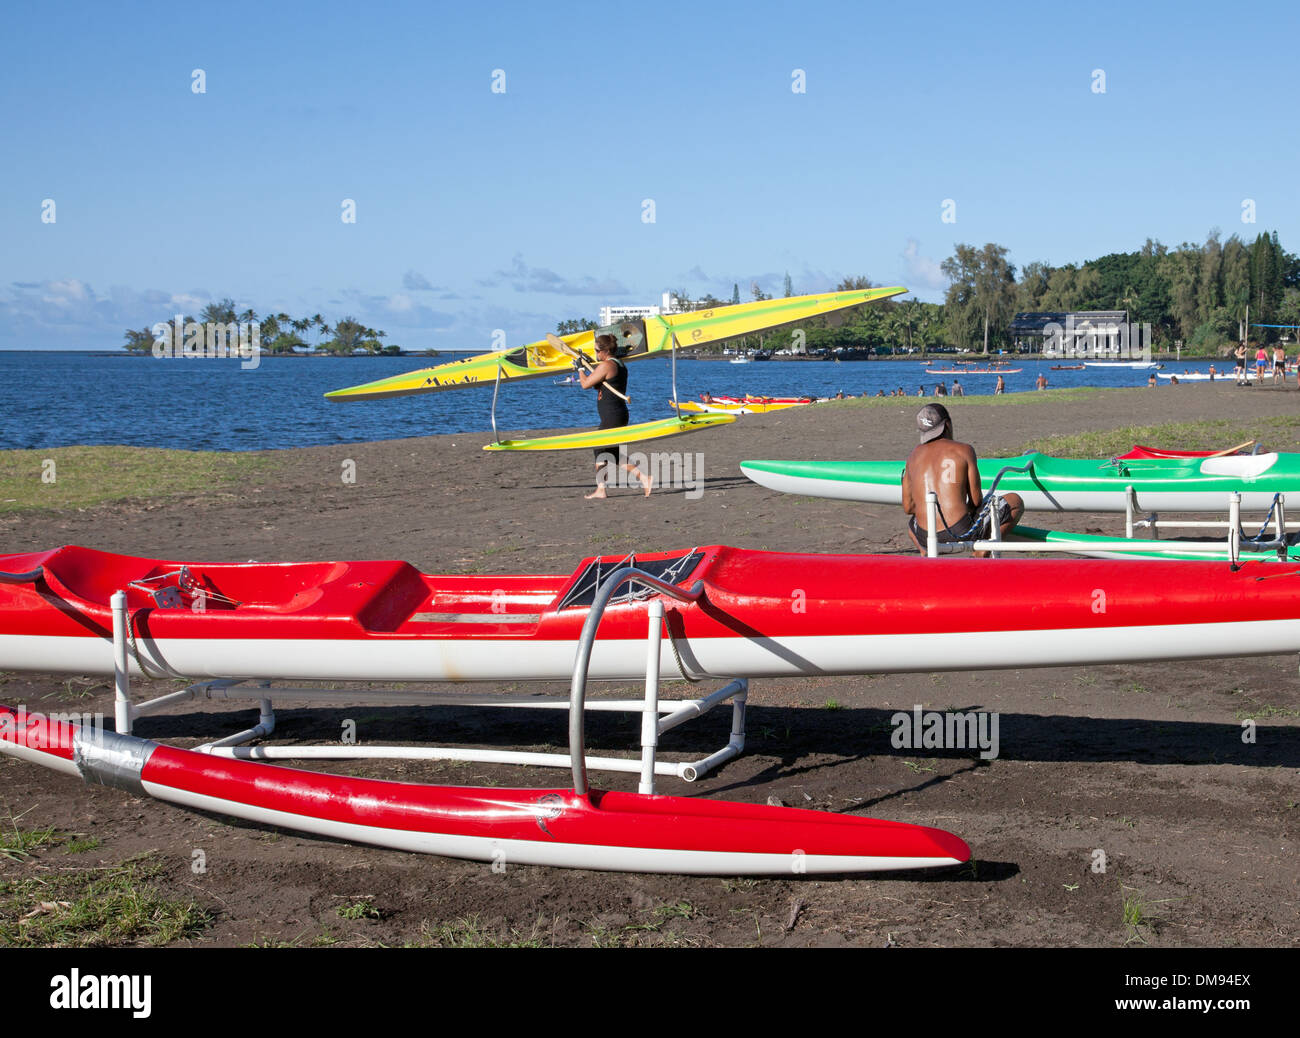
[{"xmin": 902, "ymin": 404, "xmax": 1024, "ymax": 557}]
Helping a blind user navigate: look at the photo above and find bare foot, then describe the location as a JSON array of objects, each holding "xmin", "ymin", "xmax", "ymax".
[
  {"xmin": 585, "ymin": 486, "xmax": 607, "ymax": 500},
  {"xmin": 640, "ymin": 472, "xmax": 653, "ymax": 497}
]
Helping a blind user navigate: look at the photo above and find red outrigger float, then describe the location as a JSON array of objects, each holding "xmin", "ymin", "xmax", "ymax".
[{"xmin": 0, "ymin": 705, "xmax": 968, "ymax": 875}]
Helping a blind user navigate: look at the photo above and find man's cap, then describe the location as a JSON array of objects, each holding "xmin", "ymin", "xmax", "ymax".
[{"xmin": 917, "ymin": 403, "xmax": 951, "ymax": 443}]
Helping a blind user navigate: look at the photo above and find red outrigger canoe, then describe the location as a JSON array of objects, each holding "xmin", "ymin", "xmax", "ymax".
[
  {"xmin": 5, "ymin": 540, "xmax": 1300, "ymax": 874},
  {"xmin": 4, "ymin": 543, "xmax": 1300, "ymax": 683}
]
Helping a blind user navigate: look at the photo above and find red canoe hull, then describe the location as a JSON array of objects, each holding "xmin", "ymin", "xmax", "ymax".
[{"xmin": 4, "ymin": 543, "xmax": 1300, "ymax": 681}]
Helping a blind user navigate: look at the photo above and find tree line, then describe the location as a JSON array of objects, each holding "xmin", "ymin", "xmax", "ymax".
[
  {"xmin": 123, "ymin": 299, "xmax": 398, "ymax": 355},
  {"xmin": 561, "ymin": 232, "xmax": 1299, "ymax": 356}
]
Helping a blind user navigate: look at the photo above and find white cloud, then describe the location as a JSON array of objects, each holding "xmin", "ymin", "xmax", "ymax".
[
  {"xmin": 402, "ymin": 270, "xmax": 436, "ymax": 291},
  {"xmin": 486, "ymin": 254, "xmax": 629, "ymax": 296},
  {"xmin": 902, "ymin": 239, "xmax": 947, "ymax": 291}
]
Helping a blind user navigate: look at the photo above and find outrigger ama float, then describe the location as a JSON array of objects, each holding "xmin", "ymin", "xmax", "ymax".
[{"xmin": 5, "ymin": 541, "xmax": 1300, "ymax": 874}]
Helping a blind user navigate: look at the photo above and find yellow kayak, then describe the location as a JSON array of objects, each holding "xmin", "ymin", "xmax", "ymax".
[
  {"xmin": 483, "ymin": 413, "xmax": 736, "ymax": 452},
  {"xmin": 326, "ymin": 287, "xmax": 905, "ymax": 401},
  {"xmin": 673, "ymin": 398, "xmax": 810, "ymax": 415}
]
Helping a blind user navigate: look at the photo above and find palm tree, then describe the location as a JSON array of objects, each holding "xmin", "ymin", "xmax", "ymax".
[{"xmin": 200, "ymin": 298, "xmax": 238, "ymax": 325}]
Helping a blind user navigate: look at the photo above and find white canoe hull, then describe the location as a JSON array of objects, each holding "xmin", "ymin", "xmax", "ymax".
[{"xmin": 5, "ymin": 616, "xmax": 1300, "ymax": 683}]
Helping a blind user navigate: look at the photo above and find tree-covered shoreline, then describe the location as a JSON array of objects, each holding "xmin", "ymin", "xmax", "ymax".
[
  {"xmin": 122, "ymin": 232, "xmax": 1299, "ymax": 359},
  {"xmin": 122, "ymin": 299, "xmax": 406, "ymax": 356}
]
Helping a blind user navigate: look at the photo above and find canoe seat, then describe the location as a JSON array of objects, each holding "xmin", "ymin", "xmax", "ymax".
[{"xmin": 1199, "ymin": 453, "xmax": 1277, "ymax": 478}]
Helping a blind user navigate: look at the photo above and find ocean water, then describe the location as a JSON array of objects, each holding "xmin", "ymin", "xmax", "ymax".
[{"xmin": 0, "ymin": 351, "xmax": 1202, "ymax": 452}]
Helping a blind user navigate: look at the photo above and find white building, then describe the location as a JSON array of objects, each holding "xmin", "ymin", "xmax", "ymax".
[{"xmin": 599, "ymin": 293, "xmax": 685, "ymax": 327}]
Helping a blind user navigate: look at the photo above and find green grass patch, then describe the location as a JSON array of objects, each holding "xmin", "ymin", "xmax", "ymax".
[
  {"xmin": 419, "ymin": 913, "xmax": 546, "ymax": 948},
  {"xmin": 0, "ymin": 822, "xmax": 61, "ymax": 862},
  {"xmin": 0, "ymin": 855, "xmax": 212, "ymax": 947},
  {"xmin": 1023, "ymin": 415, "xmax": 1300, "ymax": 459},
  {"xmin": 336, "ymin": 898, "xmax": 382, "ymax": 921},
  {"xmin": 0, "ymin": 446, "xmax": 279, "ymax": 513}
]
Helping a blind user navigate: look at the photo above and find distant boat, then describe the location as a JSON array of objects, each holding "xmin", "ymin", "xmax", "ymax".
[
  {"xmin": 730, "ymin": 356, "xmax": 752, "ymax": 365},
  {"xmin": 1051, "ymin": 364, "xmax": 1085, "ymax": 370},
  {"xmin": 925, "ymin": 368, "xmax": 1022, "ymax": 375},
  {"xmin": 553, "ymin": 375, "xmax": 580, "ymax": 385},
  {"xmin": 1083, "ymin": 360, "xmax": 1161, "ymax": 369}
]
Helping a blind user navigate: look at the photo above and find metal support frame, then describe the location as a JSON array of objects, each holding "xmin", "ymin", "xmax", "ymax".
[{"xmin": 108, "ymin": 567, "xmax": 748, "ymax": 793}]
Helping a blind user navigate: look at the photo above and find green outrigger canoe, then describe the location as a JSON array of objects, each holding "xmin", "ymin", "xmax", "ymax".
[{"xmin": 740, "ymin": 450, "xmax": 1300, "ymax": 513}]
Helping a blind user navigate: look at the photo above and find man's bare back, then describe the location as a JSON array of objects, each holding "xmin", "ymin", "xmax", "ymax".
[
  {"xmin": 902, "ymin": 404, "xmax": 1023, "ymax": 554},
  {"xmin": 903, "ymin": 438, "xmax": 982, "ymax": 534}
]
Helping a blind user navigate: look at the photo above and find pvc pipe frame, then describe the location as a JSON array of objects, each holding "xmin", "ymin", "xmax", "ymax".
[
  {"xmin": 109, "ymin": 571, "xmax": 744, "ymax": 792},
  {"xmin": 568, "ymin": 567, "xmax": 707, "ymax": 796},
  {"xmin": 924, "ymin": 491, "xmax": 1003, "ymax": 558}
]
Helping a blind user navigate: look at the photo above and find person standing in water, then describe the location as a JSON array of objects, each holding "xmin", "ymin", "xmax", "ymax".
[{"xmin": 579, "ymin": 334, "xmax": 652, "ymax": 498}]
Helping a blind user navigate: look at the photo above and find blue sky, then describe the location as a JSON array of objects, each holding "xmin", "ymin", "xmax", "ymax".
[{"xmin": 2, "ymin": 0, "xmax": 1297, "ymax": 349}]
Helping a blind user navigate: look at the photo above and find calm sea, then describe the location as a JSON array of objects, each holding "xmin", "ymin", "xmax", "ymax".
[{"xmin": 0, "ymin": 351, "xmax": 1199, "ymax": 452}]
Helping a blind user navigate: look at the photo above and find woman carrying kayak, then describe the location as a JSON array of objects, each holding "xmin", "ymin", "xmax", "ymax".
[{"xmin": 578, "ymin": 334, "xmax": 653, "ymax": 499}]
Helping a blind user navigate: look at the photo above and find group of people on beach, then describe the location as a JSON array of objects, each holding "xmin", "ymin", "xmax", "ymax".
[
  {"xmin": 1232, "ymin": 342, "xmax": 1296, "ymax": 386},
  {"xmin": 1146, "ymin": 343, "xmax": 1299, "ymax": 388}
]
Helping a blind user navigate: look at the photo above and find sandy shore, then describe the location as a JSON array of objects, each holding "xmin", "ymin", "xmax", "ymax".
[{"xmin": 2, "ymin": 383, "xmax": 1298, "ymax": 948}]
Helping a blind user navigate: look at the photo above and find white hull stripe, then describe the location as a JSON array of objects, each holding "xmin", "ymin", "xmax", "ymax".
[{"xmin": 3, "ymin": 618, "xmax": 1300, "ymax": 682}]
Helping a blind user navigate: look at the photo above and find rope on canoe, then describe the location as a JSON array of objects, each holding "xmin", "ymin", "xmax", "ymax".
[
  {"xmin": 125, "ymin": 608, "xmax": 188, "ymax": 680},
  {"xmin": 665, "ymin": 618, "xmax": 701, "ymax": 684},
  {"xmin": 1244, "ymin": 494, "xmax": 1286, "ymax": 545}
]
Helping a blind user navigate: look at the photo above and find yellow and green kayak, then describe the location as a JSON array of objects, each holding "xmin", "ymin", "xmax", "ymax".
[
  {"xmin": 673, "ymin": 398, "xmax": 811, "ymax": 415},
  {"xmin": 326, "ymin": 287, "xmax": 905, "ymax": 401},
  {"xmin": 483, "ymin": 414, "xmax": 735, "ymax": 452}
]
